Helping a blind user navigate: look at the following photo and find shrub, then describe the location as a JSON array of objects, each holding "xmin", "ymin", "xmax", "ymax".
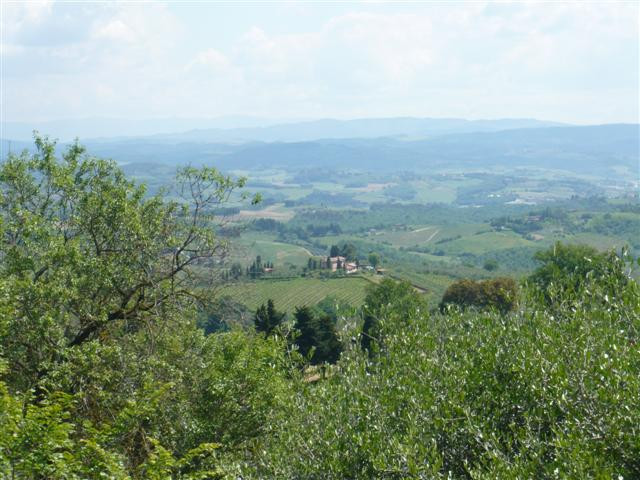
[
  {"xmin": 440, "ymin": 277, "xmax": 518, "ymax": 313},
  {"xmin": 243, "ymin": 267, "xmax": 640, "ymax": 478}
]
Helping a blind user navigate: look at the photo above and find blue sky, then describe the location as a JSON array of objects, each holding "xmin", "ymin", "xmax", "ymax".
[{"xmin": 1, "ymin": 1, "xmax": 638, "ymax": 124}]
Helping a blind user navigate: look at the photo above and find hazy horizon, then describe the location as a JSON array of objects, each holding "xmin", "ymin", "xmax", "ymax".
[{"xmin": 0, "ymin": 114, "xmax": 579, "ymax": 143}]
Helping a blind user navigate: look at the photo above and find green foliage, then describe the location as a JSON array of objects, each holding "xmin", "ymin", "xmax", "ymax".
[
  {"xmin": 198, "ymin": 296, "xmax": 252, "ymax": 333},
  {"xmin": 368, "ymin": 252, "xmax": 381, "ymax": 268},
  {"xmin": 483, "ymin": 259, "xmax": 499, "ymax": 271},
  {"xmin": 361, "ymin": 279, "xmax": 427, "ymax": 353},
  {"xmin": 193, "ymin": 332, "xmax": 293, "ymax": 449},
  {"xmin": 0, "ymin": 136, "xmax": 292, "ymax": 478},
  {"xmin": 293, "ymin": 306, "xmax": 343, "ymax": 365},
  {"xmin": 244, "ymin": 260, "xmax": 640, "ymax": 478},
  {"xmin": 254, "ymin": 299, "xmax": 285, "ymax": 336},
  {"xmin": 529, "ymin": 242, "xmax": 632, "ymax": 304},
  {"xmin": 0, "ymin": 382, "xmax": 129, "ymax": 479},
  {"xmin": 440, "ymin": 277, "xmax": 518, "ymax": 314}
]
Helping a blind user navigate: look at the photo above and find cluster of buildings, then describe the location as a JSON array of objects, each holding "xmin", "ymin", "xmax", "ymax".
[
  {"xmin": 326, "ymin": 256, "xmax": 359, "ymax": 274},
  {"xmin": 325, "ymin": 256, "xmax": 384, "ymax": 275}
]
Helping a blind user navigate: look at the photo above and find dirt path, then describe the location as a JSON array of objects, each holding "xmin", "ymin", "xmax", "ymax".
[
  {"xmin": 425, "ymin": 229, "xmax": 439, "ymax": 242},
  {"xmin": 298, "ymin": 246, "xmax": 314, "ymax": 257},
  {"xmin": 411, "ymin": 226, "xmax": 439, "ymax": 242}
]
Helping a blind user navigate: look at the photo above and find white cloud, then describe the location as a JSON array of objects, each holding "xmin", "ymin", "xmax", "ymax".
[
  {"xmin": 1, "ymin": 1, "xmax": 638, "ymax": 123},
  {"xmin": 187, "ymin": 48, "xmax": 231, "ymax": 72},
  {"xmin": 93, "ymin": 19, "xmax": 137, "ymax": 44}
]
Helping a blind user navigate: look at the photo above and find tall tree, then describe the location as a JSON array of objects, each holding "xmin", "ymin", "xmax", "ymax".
[
  {"xmin": 293, "ymin": 306, "xmax": 342, "ymax": 365},
  {"xmin": 0, "ymin": 135, "xmax": 301, "ymax": 477},
  {"xmin": 254, "ymin": 299, "xmax": 285, "ymax": 336},
  {"xmin": 230, "ymin": 262, "xmax": 243, "ymax": 280},
  {"xmin": 312, "ymin": 314, "xmax": 342, "ymax": 365},
  {"xmin": 293, "ymin": 306, "xmax": 317, "ymax": 359},
  {"xmin": 341, "ymin": 243, "xmax": 358, "ymax": 261}
]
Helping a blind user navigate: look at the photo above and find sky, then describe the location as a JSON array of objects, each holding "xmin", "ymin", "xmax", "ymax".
[{"xmin": 1, "ymin": 1, "xmax": 639, "ymax": 126}]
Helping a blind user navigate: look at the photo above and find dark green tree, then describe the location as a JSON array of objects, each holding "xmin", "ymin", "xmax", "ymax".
[
  {"xmin": 312, "ymin": 314, "xmax": 342, "ymax": 365},
  {"xmin": 439, "ymin": 279, "xmax": 483, "ymax": 312},
  {"xmin": 254, "ymin": 299, "xmax": 285, "ymax": 336},
  {"xmin": 341, "ymin": 243, "xmax": 357, "ymax": 261},
  {"xmin": 0, "ymin": 135, "xmax": 296, "ymax": 477},
  {"xmin": 483, "ymin": 259, "xmax": 499, "ymax": 271},
  {"xmin": 0, "ymin": 135, "xmax": 256, "ymax": 390},
  {"xmin": 293, "ymin": 306, "xmax": 317, "ymax": 360},
  {"xmin": 480, "ymin": 277, "xmax": 518, "ymax": 313},
  {"xmin": 293, "ymin": 306, "xmax": 342, "ymax": 365},
  {"xmin": 230, "ymin": 262, "xmax": 243, "ymax": 280}
]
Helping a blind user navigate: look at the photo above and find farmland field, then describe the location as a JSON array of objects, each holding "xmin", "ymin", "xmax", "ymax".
[
  {"xmin": 233, "ymin": 204, "xmax": 295, "ymax": 221},
  {"xmin": 230, "ymin": 233, "xmax": 312, "ymax": 267},
  {"xmin": 220, "ymin": 276, "xmax": 371, "ymax": 312},
  {"xmin": 567, "ymin": 232, "xmax": 632, "ymax": 250},
  {"xmin": 434, "ymin": 230, "xmax": 536, "ymax": 255}
]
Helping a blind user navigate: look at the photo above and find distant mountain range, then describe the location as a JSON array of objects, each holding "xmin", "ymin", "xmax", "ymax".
[
  {"xmin": 2, "ymin": 116, "xmax": 564, "ymax": 143},
  {"xmin": 142, "ymin": 117, "xmax": 566, "ymax": 143},
  {"xmin": 201, "ymin": 124, "xmax": 638, "ymax": 175},
  {"xmin": 0, "ymin": 116, "xmax": 285, "ymax": 142},
  {"xmin": 1, "ymin": 120, "xmax": 637, "ymax": 180}
]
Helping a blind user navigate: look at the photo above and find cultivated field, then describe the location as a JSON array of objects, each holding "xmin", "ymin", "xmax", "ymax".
[
  {"xmin": 230, "ymin": 233, "xmax": 312, "ymax": 267},
  {"xmin": 220, "ymin": 276, "xmax": 371, "ymax": 312}
]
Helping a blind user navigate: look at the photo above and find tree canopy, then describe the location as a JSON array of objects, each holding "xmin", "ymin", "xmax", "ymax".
[{"xmin": 0, "ymin": 136, "xmax": 288, "ymax": 478}]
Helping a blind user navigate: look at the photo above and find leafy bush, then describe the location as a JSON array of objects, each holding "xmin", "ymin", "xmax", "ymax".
[
  {"xmin": 528, "ymin": 242, "xmax": 633, "ymax": 307},
  {"xmin": 440, "ymin": 277, "xmax": 518, "ymax": 313},
  {"xmin": 244, "ymin": 260, "xmax": 640, "ymax": 478},
  {"xmin": 361, "ymin": 279, "xmax": 427, "ymax": 354}
]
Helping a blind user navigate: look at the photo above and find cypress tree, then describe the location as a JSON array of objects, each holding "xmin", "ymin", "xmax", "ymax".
[
  {"xmin": 255, "ymin": 299, "xmax": 285, "ymax": 336},
  {"xmin": 294, "ymin": 306, "xmax": 342, "ymax": 365},
  {"xmin": 293, "ymin": 306, "xmax": 317, "ymax": 359},
  {"xmin": 313, "ymin": 314, "xmax": 342, "ymax": 364}
]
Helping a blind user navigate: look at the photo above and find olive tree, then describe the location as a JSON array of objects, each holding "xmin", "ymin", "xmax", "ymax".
[{"xmin": 0, "ymin": 134, "xmax": 257, "ymax": 391}]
